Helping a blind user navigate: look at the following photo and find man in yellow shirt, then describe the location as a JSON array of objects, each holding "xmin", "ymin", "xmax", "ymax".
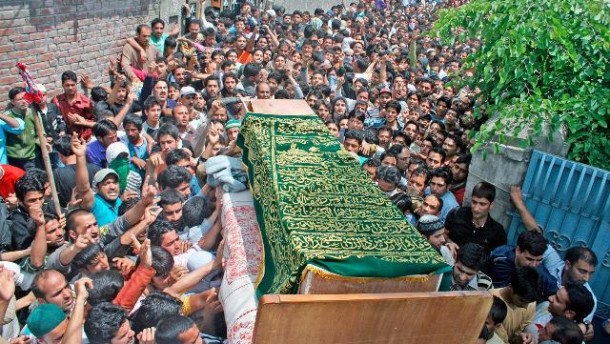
[{"xmin": 490, "ymin": 267, "xmax": 540, "ymax": 344}]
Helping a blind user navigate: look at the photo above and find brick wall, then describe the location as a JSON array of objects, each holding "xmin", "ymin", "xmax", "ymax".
[{"xmin": 0, "ymin": 0, "xmax": 161, "ymax": 104}]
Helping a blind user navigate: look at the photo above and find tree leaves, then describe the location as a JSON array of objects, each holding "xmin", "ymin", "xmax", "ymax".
[{"xmin": 432, "ymin": 0, "xmax": 610, "ymax": 169}]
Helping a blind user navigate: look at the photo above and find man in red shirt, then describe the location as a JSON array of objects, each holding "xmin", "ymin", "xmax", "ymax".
[
  {"xmin": 52, "ymin": 71, "xmax": 96, "ymax": 141},
  {"xmin": 0, "ymin": 164, "xmax": 25, "ymax": 207}
]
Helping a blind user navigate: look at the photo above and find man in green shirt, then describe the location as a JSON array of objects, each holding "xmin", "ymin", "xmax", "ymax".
[
  {"xmin": 150, "ymin": 18, "xmax": 179, "ymax": 56},
  {"xmin": 4, "ymin": 87, "xmax": 41, "ymax": 170}
]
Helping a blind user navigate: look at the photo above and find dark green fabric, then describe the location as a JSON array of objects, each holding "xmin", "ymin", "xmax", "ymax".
[{"xmin": 237, "ymin": 112, "xmax": 450, "ymax": 296}]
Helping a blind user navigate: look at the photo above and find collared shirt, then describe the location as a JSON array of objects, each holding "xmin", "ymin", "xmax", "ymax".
[
  {"xmin": 424, "ymin": 188, "xmax": 460, "ymax": 221},
  {"xmin": 544, "ymin": 246, "xmax": 598, "ymax": 322},
  {"xmin": 486, "ymin": 245, "xmax": 558, "ymax": 299},
  {"xmin": 445, "ymin": 206, "xmax": 507, "ymax": 253},
  {"xmin": 86, "ymin": 140, "xmax": 107, "ymax": 168},
  {"xmin": 92, "ymin": 193, "xmax": 122, "ymax": 227},
  {"xmin": 150, "ymin": 33, "xmax": 169, "ymax": 55},
  {"xmin": 449, "ymin": 271, "xmax": 493, "ymax": 291},
  {"xmin": 52, "ymin": 93, "xmax": 94, "ymax": 141}
]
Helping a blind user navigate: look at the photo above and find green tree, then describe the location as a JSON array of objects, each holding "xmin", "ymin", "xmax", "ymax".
[{"xmin": 433, "ymin": 0, "xmax": 610, "ymax": 169}]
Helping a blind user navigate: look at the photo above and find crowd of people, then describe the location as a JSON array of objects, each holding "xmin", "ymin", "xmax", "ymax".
[{"xmin": 0, "ymin": 0, "xmax": 606, "ymax": 343}]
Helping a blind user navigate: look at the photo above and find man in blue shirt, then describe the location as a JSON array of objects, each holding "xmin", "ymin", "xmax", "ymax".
[
  {"xmin": 425, "ymin": 167, "xmax": 459, "ymax": 221},
  {"xmin": 73, "ymin": 133, "xmax": 122, "ymax": 226},
  {"xmin": 485, "ymin": 230, "xmax": 558, "ymax": 300}
]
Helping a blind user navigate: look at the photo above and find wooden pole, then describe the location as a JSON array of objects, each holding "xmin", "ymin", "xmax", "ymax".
[{"xmin": 31, "ymin": 106, "xmax": 62, "ymax": 217}]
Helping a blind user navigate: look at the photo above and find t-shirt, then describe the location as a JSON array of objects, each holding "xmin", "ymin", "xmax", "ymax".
[
  {"xmin": 53, "ymin": 163, "xmax": 101, "ymax": 208},
  {"xmin": 150, "ymin": 33, "xmax": 169, "ymax": 55},
  {"xmin": 445, "ymin": 206, "xmax": 507, "ymax": 253}
]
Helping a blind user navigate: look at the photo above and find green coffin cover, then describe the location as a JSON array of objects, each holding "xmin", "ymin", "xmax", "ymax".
[{"xmin": 236, "ymin": 112, "xmax": 450, "ymax": 296}]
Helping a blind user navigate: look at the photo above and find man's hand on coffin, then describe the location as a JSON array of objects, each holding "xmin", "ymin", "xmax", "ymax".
[{"xmin": 214, "ymin": 240, "xmax": 225, "ymax": 270}]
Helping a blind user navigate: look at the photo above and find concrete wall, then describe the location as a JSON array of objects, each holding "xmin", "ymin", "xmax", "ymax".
[
  {"xmin": 464, "ymin": 120, "xmax": 570, "ymax": 230},
  {"xmin": 0, "ymin": 0, "xmax": 162, "ymax": 104}
]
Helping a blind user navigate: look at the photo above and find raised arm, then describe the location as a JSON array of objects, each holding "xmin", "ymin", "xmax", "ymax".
[
  {"xmin": 109, "ymin": 92, "xmax": 137, "ymax": 128},
  {"xmin": 64, "ymin": 277, "xmax": 92, "ymax": 344},
  {"xmin": 72, "ymin": 133, "xmax": 95, "ymax": 210},
  {"xmin": 28, "ymin": 205, "xmax": 48, "ymax": 269},
  {"xmin": 510, "ymin": 185, "xmax": 539, "ymax": 232}
]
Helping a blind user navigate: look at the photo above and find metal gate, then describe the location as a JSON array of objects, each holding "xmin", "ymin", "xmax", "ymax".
[{"xmin": 507, "ymin": 150, "xmax": 610, "ymax": 319}]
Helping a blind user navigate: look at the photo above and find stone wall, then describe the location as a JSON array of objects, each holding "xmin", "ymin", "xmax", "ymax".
[{"xmin": 0, "ymin": 0, "xmax": 161, "ymax": 104}]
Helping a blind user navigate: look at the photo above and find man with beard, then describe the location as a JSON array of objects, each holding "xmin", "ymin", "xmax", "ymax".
[
  {"xmin": 511, "ymin": 185, "xmax": 599, "ymax": 325},
  {"xmin": 22, "ymin": 212, "xmax": 93, "ymax": 275},
  {"xmin": 74, "ymin": 133, "xmax": 122, "ymax": 226},
  {"xmin": 121, "ymin": 24, "xmax": 159, "ymax": 83},
  {"xmin": 121, "ymin": 115, "xmax": 149, "ymax": 177},
  {"xmin": 525, "ymin": 283, "xmax": 594, "ymax": 342},
  {"xmin": 449, "ymin": 153, "xmax": 470, "ymax": 205}
]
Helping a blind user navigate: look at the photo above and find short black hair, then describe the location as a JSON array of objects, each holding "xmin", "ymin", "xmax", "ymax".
[
  {"xmin": 376, "ymin": 165, "xmax": 401, "ymax": 185},
  {"xmin": 91, "ymin": 86, "xmax": 108, "ymax": 102},
  {"xmin": 182, "ymin": 196, "xmax": 212, "ymax": 228},
  {"xmin": 157, "ymin": 123, "xmax": 180, "ymax": 140},
  {"xmin": 87, "ymin": 270, "xmax": 125, "ymax": 306},
  {"xmin": 164, "ymin": 149, "xmax": 190, "ymax": 166},
  {"xmin": 489, "ymin": 295, "xmax": 508, "ymax": 325},
  {"xmin": 15, "ymin": 175, "xmax": 45, "ymax": 201},
  {"xmin": 429, "ymin": 166, "xmax": 453, "ymax": 186},
  {"xmin": 456, "ymin": 242, "xmax": 487, "ymax": 271},
  {"xmin": 511, "ymin": 267, "xmax": 541, "ymax": 303},
  {"xmin": 147, "ymin": 220, "xmax": 175, "ymax": 247},
  {"xmin": 472, "ymin": 181, "xmax": 496, "ymax": 203},
  {"xmin": 150, "ymin": 245, "xmax": 174, "ymax": 277},
  {"xmin": 159, "ymin": 189, "xmax": 184, "ymax": 207},
  {"xmin": 151, "ymin": 18, "xmax": 165, "ymax": 28},
  {"xmin": 131, "ymin": 291, "xmax": 183, "ymax": 333},
  {"xmin": 243, "ymin": 62, "xmax": 262, "ymax": 79},
  {"xmin": 136, "ymin": 23, "xmax": 151, "ymax": 34},
  {"xmin": 61, "ymin": 71, "xmax": 78, "ymax": 83},
  {"xmin": 93, "ymin": 119, "xmax": 118, "ymax": 138},
  {"xmin": 26, "ymin": 168, "xmax": 48, "ymax": 185},
  {"xmin": 343, "ymin": 130, "xmax": 363, "ymax": 145},
  {"xmin": 549, "ymin": 316, "xmax": 584, "ymax": 344},
  {"xmin": 84, "ymin": 302, "xmax": 128, "ymax": 344},
  {"xmin": 158, "ymin": 165, "xmax": 191, "ymax": 190},
  {"xmin": 53, "ymin": 135, "xmax": 74, "ymax": 156},
  {"xmin": 564, "ymin": 282, "xmax": 595, "ymax": 323},
  {"xmin": 516, "ymin": 231, "xmax": 547, "ymax": 256},
  {"xmin": 565, "ymin": 246, "xmax": 598, "ymax": 267},
  {"xmin": 72, "ymin": 244, "xmax": 105, "ymax": 272},
  {"xmin": 385, "ymin": 100, "xmax": 402, "ymax": 113},
  {"xmin": 144, "ymin": 95, "xmax": 163, "ymax": 111},
  {"xmin": 428, "ymin": 147, "xmax": 446, "ymax": 163},
  {"xmin": 123, "ymin": 114, "xmax": 143, "ymax": 131},
  {"xmin": 155, "ymin": 315, "xmax": 197, "ymax": 344},
  {"xmin": 8, "ymin": 86, "xmax": 26, "ymax": 100}
]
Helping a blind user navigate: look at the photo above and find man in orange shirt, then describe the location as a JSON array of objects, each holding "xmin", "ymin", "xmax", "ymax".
[{"xmin": 52, "ymin": 71, "xmax": 95, "ymax": 141}]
